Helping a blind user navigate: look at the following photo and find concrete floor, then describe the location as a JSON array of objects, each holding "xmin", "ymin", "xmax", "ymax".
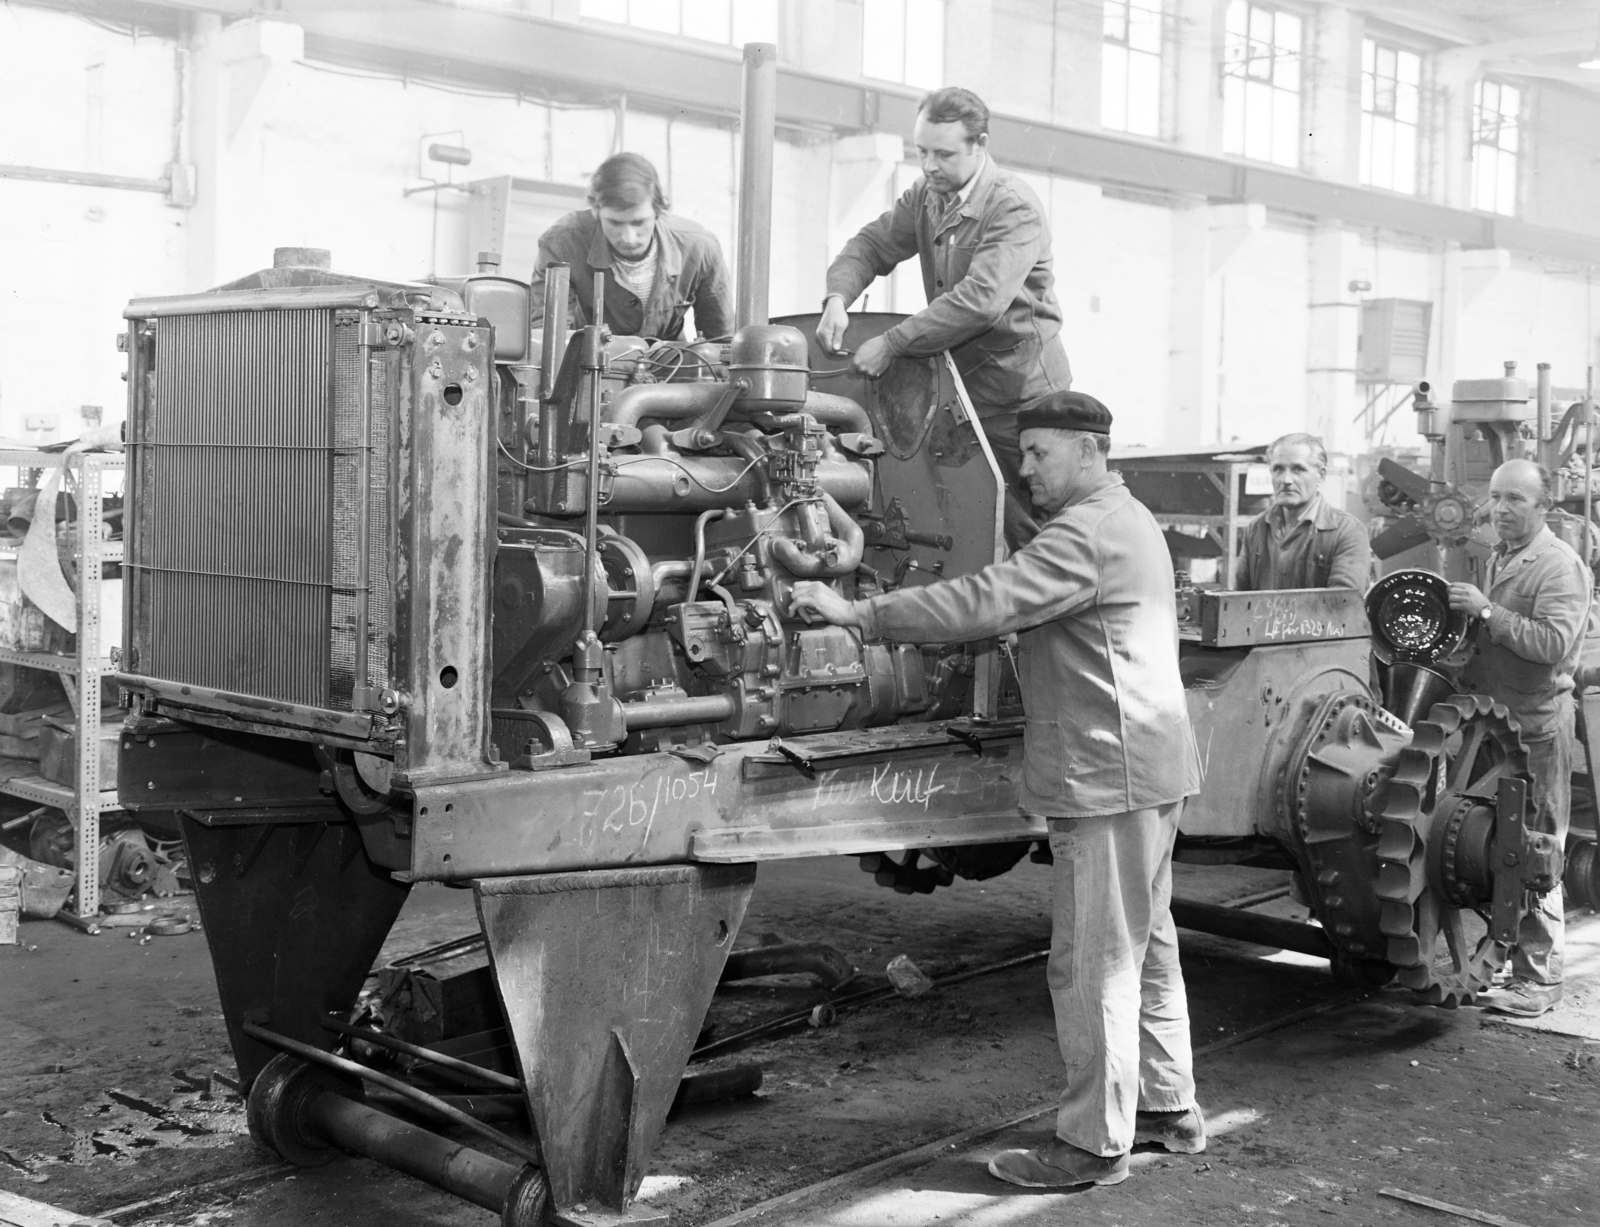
[{"xmin": 1, "ymin": 855, "xmax": 1597, "ymax": 1227}]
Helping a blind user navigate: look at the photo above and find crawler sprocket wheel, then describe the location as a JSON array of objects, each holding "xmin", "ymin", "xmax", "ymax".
[{"xmin": 1375, "ymin": 694, "xmax": 1529, "ymax": 1007}]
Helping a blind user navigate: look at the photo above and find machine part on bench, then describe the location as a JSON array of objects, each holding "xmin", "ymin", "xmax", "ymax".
[{"xmin": 475, "ymin": 863, "xmax": 757, "ymax": 1215}]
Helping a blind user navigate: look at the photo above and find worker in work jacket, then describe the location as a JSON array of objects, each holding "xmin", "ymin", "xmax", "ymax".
[
  {"xmin": 791, "ymin": 391, "xmax": 1204, "ymax": 1191},
  {"xmin": 1235, "ymin": 432, "xmax": 1371, "ymax": 591},
  {"xmin": 1451, "ymin": 458, "xmax": 1590, "ymax": 1021},
  {"xmin": 530, "ymin": 152, "xmax": 733, "ymax": 341},
  {"xmin": 818, "ymin": 87, "xmax": 1070, "ymax": 546}
]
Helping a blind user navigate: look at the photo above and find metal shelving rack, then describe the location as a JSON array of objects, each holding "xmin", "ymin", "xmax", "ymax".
[{"xmin": 0, "ymin": 448, "xmax": 122, "ymax": 921}]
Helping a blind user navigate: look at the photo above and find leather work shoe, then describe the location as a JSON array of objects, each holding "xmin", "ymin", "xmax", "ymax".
[
  {"xmin": 1134, "ymin": 1105, "xmax": 1206, "ymax": 1153},
  {"xmin": 987, "ymin": 1139, "xmax": 1129, "ymax": 1188},
  {"xmin": 1484, "ymin": 978, "xmax": 1562, "ymax": 1018}
]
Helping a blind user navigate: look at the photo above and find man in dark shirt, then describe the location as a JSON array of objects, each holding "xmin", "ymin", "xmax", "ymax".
[
  {"xmin": 531, "ymin": 152, "xmax": 733, "ymax": 341},
  {"xmin": 1236, "ymin": 433, "xmax": 1371, "ymax": 591}
]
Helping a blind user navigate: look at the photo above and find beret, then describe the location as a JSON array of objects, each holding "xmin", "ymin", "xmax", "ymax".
[{"xmin": 1016, "ymin": 391, "xmax": 1113, "ymax": 434}]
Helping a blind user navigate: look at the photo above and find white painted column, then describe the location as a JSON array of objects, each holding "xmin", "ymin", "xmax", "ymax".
[
  {"xmin": 1306, "ymin": 226, "xmax": 1362, "ymax": 454},
  {"xmin": 184, "ymin": 15, "xmax": 305, "ymax": 290},
  {"xmin": 824, "ymin": 132, "xmax": 904, "ymax": 309}
]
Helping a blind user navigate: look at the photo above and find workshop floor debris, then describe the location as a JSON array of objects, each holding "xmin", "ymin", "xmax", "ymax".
[{"xmin": 1, "ymin": 859, "xmax": 1596, "ymax": 1227}]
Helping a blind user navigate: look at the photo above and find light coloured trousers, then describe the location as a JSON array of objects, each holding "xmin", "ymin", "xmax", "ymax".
[
  {"xmin": 1513, "ymin": 715, "xmax": 1573, "ymax": 985},
  {"xmin": 1047, "ymin": 803, "xmax": 1195, "ymax": 1156}
]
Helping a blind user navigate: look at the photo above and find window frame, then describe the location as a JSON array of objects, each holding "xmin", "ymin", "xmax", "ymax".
[
  {"xmin": 1470, "ymin": 76, "xmax": 1522, "ymax": 217},
  {"xmin": 1221, "ymin": 0, "xmax": 1307, "ymax": 171},
  {"xmin": 860, "ymin": 0, "xmax": 946, "ymax": 91},
  {"xmin": 1101, "ymin": 0, "xmax": 1165, "ymax": 139}
]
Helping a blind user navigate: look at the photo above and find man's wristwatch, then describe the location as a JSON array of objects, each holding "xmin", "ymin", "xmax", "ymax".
[{"xmin": 1479, "ymin": 604, "xmax": 1493, "ymax": 624}]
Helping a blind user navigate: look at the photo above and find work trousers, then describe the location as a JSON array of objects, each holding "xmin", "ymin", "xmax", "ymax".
[
  {"xmin": 1512, "ymin": 709, "xmax": 1573, "ymax": 985},
  {"xmin": 1046, "ymin": 803, "xmax": 1195, "ymax": 1156}
]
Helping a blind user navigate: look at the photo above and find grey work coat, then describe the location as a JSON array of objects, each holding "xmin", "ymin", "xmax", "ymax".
[
  {"xmin": 1460, "ymin": 526, "xmax": 1591, "ymax": 741},
  {"xmin": 852, "ymin": 474, "xmax": 1202, "ymax": 817},
  {"xmin": 824, "ymin": 156, "xmax": 1072, "ymax": 413},
  {"xmin": 530, "ymin": 209, "xmax": 733, "ymax": 341}
]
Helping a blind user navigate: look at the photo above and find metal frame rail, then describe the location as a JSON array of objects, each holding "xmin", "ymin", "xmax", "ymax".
[{"xmin": 0, "ymin": 448, "xmax": 123, "ymax": 920}]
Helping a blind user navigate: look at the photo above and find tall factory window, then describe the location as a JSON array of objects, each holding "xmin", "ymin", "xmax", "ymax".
[
  {"xmin": 1222, "ymin": 0, "xmax": 1303, "ymax": 169},
  {"xmin": 1471, "ymin": 79, "xmax": 1520, "ymax": 216},
  {"xmin": 862, "ymin": 0, "xmax": 946, "ymax": 89},
  {"xmin": 1360, "ymin": 39, "xmax": 1420, "ymax": 194},
  {"xmin": 579, "ymin": 0, "xmax": 779, "ymax": 47},
  {"xmin": 1102, "ymin": 0, "xmax": 1163, "ymax": 137}
]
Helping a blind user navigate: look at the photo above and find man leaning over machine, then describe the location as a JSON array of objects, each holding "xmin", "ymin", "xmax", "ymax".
[
  {"xmin": 1448, "ymin": 459, "xmax": 1590, "ymax": 1019},
  {"xmin": 816, "ymin": 87, "xmax": 1071, "ymax": 546},
  {"xmin": 1236, "ymin": 432, "xmax": 1371, "ymax": 591},
  {"xmin": 789, "ymin": 390, "xmax": 1205, "ymax": 1189},
  {"xmin": 531, "ymin": 151, "xmax": 733, "ymax": 341}
]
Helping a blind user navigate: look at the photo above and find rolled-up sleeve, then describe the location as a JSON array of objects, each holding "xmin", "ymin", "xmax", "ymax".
[
  {"xmin": 853, "ymin": 515, "xmax": 1099, "ymax": 643},
  {"xmin": 825, "ymin": 188, "xmax": 922, "ymax": 309},
  {"xmin": 880, "ymin": 194, "xmax": 1044, "ymax": 358},
  {"xmin": 1488, "ymin": 556, "xmax": 1590, "ymax": 665}
]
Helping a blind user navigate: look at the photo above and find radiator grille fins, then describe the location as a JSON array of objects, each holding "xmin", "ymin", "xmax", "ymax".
[{"xmin": 132, "ymin": 308, "xmax": 390, "ymax": 711}]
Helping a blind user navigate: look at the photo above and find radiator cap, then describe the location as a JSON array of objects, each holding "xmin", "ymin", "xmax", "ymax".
[{"xmin": 273, "ymin": 247, "xmax": 332, "ymax": 270}]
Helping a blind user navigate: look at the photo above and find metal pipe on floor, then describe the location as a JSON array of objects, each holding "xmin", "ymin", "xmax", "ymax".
[
  {"xmin": 1169, "ymin": 897, "xmax": 1333, "ymax": 959},
  {"xmin": 304, "ymin": 1091, "xmax": 521, "ymax": 1214},
  {"xmin": 721, "ymin": 942, "xmax": 856, "ymax": 990}
]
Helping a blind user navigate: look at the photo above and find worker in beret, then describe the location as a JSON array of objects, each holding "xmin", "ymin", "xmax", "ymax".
[
  {"xmin": 816, "ymin": 87, "xmax": 1071, "ymax": 547},
  {"xmin": 531, "ymin": 152, "xmax": 733, "ymax": 341},
  {"xmin": 791, "ymin": 390, "xmax": 1205, "ymax": 1190},
  {"xmin": 1236, "ymin": 433, "xmax": 1371, "ymax": 592}
]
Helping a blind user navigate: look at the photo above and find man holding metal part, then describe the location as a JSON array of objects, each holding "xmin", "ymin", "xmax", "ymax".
[
  {"xmin": 790, "ymin": 390, "xmax": 1205, "ymax": 1189},
  {"xmin": 816, "ymin": 87, "xmax": 1071, "ymax": 545},
  {"xmin": 531, "ymin": 151, "xmax": 733, "ymax": 341},
  {"xmin": 1236, "ymin": 432, "xmax": 1371, "ymax": 591},
  {"xmin": 1448, "ymin": 458, "xmax": 1589, "ymax": 1019}
]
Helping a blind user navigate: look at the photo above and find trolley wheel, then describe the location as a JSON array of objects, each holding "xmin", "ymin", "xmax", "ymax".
[
  {"xmin": 502, "ymin": 1164, "xmax": 553, "ymax": 1227},
  {"xmin": 246, "ymin": 1052, "xmax": 355, "ymax": 1167}
]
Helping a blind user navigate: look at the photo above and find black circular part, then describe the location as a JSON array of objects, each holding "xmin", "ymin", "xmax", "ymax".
[
  {"xmin": 443, "ymin": 382, "xmax": 464, "ymax": 407},
  {"xmin": 1365, "ymin": 569, "xmax": 1470, "ymax": 664},
  {"xmin": 439, "ymin": 666, "xmax": 459, "ymax": 689}
]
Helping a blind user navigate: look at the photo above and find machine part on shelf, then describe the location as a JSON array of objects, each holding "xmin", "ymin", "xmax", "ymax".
[
  {"xmin": 720, "ymin": 941, "xmax": 856, "ymax": 990},
  {"xmin": 246, "ymin": 1052, "xmax": 544, "ymax": 1221},
  {"xmin": 0, "ymin": 846, "xmax": 75, "ymax": 918},
  {"xmin": 475, "ymin": 864, "xmax": 755, "ymax": 1214}
]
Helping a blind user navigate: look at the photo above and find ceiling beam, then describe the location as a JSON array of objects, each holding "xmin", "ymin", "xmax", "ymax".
[{"xmin": 18, "ymin": 0, "xmax": 1600, "ymax": 268}]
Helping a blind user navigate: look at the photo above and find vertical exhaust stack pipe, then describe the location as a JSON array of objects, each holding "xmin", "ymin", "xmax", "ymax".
[
  {"xmin": 736, "ymin": 42, "xmax": 778, "ymax": 331},
  {"xmin": 1537, "ymin": 362, "xmax": 1552, "ymax": 444}
]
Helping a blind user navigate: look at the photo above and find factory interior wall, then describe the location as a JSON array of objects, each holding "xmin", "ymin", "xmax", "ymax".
[{"xmin": 4, "ymin": 3, "xmax": 1599, "ymax": 461}]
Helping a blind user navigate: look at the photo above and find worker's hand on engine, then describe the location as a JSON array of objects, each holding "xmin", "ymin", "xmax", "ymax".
[
  {"xmin": 789, "ymin": 581, "xmax": 858, "ymax": 627},
  {"xmin": 1447, "ymin": 582, "xmax": 1490, "ymax": 617},
  {"xmin": 850, "ymin": 335, "xmax": 893, "ymax": 379},
  {"xmin": 817, "ymin": 297, "xmax": 850, "ymax": 355}
]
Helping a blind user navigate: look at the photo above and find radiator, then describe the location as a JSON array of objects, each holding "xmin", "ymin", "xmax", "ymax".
[{"xmin": 120, "ymin": 282, "xmax": 496, "ymax": 786}]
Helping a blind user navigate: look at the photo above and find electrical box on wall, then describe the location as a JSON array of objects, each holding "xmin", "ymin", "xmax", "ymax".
[{"xmin": 1357, "ymin": 298, "xmax": 1433, "ymax": 384}]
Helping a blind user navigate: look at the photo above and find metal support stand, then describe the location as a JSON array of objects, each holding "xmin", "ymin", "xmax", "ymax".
[
  {"xmin": 475, "ymin": 863, "xmax": 757, "ymax": 1225},
  {"xmin": 182, "ymin": 817, "xmax": 411, "ymax": 1086}
]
